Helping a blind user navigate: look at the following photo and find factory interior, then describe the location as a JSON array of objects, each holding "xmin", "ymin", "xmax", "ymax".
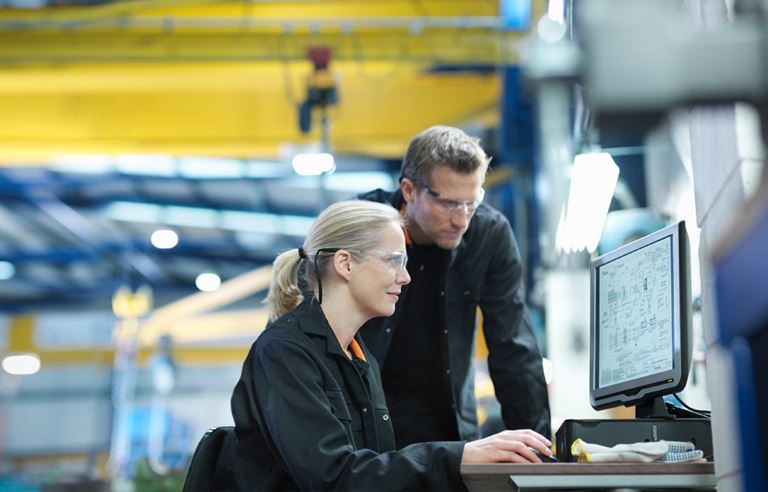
[{"xmin": 0, "ymin": 0, "xmax": 766, "ymax": 490}]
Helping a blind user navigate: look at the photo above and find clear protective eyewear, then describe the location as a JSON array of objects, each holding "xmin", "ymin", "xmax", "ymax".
[
  {"xmin": 309, "ymin": 248, "xmax": 408, "ymax": 278},
  {"xmin": 419, "ymin": 183, "xmax": 485, "ymax": 215},
  {"xmin": 366, "ymin": 250, "xmax": 408, "ymax": 272}
]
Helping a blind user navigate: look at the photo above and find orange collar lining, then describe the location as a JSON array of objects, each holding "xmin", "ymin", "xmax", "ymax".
[{"xmin": 348, "ymin": 339, "xmax": 366, "ymax": 361}]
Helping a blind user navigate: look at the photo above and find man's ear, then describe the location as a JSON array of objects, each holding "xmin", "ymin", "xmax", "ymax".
[
  {"xmin": 333, "ymin": 249, "xmax": 354, "ymax": 282},
  {"xmin": 401, "ymin": 178, "xmax": 416, "ymax": 204}
]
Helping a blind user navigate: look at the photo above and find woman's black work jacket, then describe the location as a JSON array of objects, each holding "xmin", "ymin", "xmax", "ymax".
[{"xmin": 219, "ymin": 300, "xmax": 466, "ymax": 491}]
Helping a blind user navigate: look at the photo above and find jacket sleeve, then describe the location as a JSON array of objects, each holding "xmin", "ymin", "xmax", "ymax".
[
  {"xmin": 246, "ymin": 336, "xmax": 467, "ymax": 491},
  {"xmin": 479, "ymin": 215, "xmax": 552, "ymax": 438}
]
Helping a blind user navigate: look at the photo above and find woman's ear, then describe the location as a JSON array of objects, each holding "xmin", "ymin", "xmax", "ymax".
[{"xmin": 332, "ymin": 249, "xmax": 354, "ymax": 282}]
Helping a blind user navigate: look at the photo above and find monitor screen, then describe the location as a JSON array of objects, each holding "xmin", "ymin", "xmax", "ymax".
[{"xmin": 590, "ymin": 221, "xmax": 692, "ymax": 417}]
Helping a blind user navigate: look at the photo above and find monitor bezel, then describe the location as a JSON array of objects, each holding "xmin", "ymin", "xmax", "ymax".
[{"xmin": 589, "ymin": 220, "xmax": 691, "ymax": 411}]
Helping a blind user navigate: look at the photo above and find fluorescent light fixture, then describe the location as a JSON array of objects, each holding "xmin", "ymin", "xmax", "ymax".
[
  {"xmin": 542, "ymin": 357, "xmax": 554, "ymax": 385},
  {"xmin": 547, "ymin": 0, "xmax": 565, "ymax": 24},
  {"xmin": 235, "ymin": 231, "xmax": 274, "ymax": 249},
  {"xmin": 115, "ymin": 154, "xmax": 176, "ymax": 177},
  {"xmin": 106, "ymin": 201, "xmax": 313, "ymax": 238},
  {"xmin": 279, "ymin": 216, "xmax": 316, "ymax": 237},
  {"xmin": 555, "ymin": 203, "xmax": 569, "ymax": 254},
  {"xmin": 324, "ymin": 172, "xmax": 395, "ymax": 192},
  {"xmin": 165, "ymin": 206, "xmax": 218, "ymax": 229},
  {"xmin": 150, "ymin": 229, "xmax": 179, "ymax": 249},
  {"xmin": 2, "ymin": 353, "xmax": 41, "ymax": 375},
  {"xmin": 0, "ymin": 261, "xmax": 15, "ymax": 280},
  {"xmin": 292, "ymin": 153, "xmax": 335, "ymax": 176},
  {"xmin": 104, "ymin": 202, "xmax": 162, "ymax": 223},
  {"xmin": 51, "ymin": 155, "xmax": 113, "ymax": 174},
  {"xmin": 178, "ymin": 156, "xmax": 244, "ymax": 179},
  {"xmin": 221, "ymin": 211, "xmax": 278, "ymax": 235},
  {"xmin": 195, "ymin": 272, "xmax": 221, "ymax": 292},
  {"xmin": 536, "ymin": 14, "xmax": 566, "ymax": 43},
  {"xmin": 246, "ymin": 160, "xmax": 290, "ymax": 179},
  {"xmin": 7, "ymin": 0, "xmax": 48, "ymax": 9},
  {"xmin": 557, "ymin": 152, "xmax": 620, "ymax": 254}
]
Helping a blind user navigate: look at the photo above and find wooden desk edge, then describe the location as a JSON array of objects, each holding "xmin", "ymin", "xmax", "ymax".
[{"xmin": 461, "ymin": 462, "xmax": 715, "ymax": 476}]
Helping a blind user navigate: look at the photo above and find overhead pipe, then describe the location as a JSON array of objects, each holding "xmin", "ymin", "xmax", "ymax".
[{"xmin": 2, "ymin": 15, "xmax": 507, "ymax": 30}]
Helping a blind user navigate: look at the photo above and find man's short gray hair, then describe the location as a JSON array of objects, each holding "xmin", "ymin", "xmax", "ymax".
[{"xmin": 399, "ymin": 125, "xmax": 490, "ymax": 185}]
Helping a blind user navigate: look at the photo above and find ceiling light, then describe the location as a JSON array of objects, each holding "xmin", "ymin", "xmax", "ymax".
[
  {"xmin": 292, "ymin": 153, "xmax": 335, "ymax": 176},
  {"xmin": 557, "ymin": 152, "xmax": 620, "ymax": 254},
  {"xmin": 105, "ymin": 202, "xmax": 162, "ymax": 223},
  {"xmin": 279, "ymin": 216, "xmax": 316, "ymax": 237},
  {"xmin": 115, "ymin": 154, "xmax": 176, "ymax": 177},
  {"xmin": 0, "ymin": 261, "xmax": 15, "ymax": 280},
  {"xmin": 220, "ymin": 211, "xmax": 278, "ymax": 235},
  {"xmin": 151, "ymin": 229, "xmax": 179, "ymax": 249},
  {"xmin": 323, "ymin": 172, "xmax": 395, "ymax": 192},
  {"xmin": 195, "ymin": 273, "xmax": 221, "ymax": 292},
  {"xmin": 542, "ymin": 357, "xmax": 554, "ymax": 385},
  {"xmin": 178, "ymin": 157, "xmax": 244, "ymax": 179},
  {"xmin": 537, "ymin": 15, "xmax": 566, "ymax": 43},
  {"xmin": 51, "ymin": 154, "xmax": 113, "ymax": 174},
  {"xmin": 547, "ymin": 0, "xmax": 565, "ymax": 24},
  {"xmin": 245, "ymin": 160, "xmax": 290, "ymax": 178},
  {"xmin": 2, "ymin": 353, "xmax": 41, "ymax": 375},
  {"xmin": 107, "ymin": 202, "xmax": 313, "ymax": 238},
  {"xmin": 165, "ymin": 206, "xmax": 218, "ymax": 229}
]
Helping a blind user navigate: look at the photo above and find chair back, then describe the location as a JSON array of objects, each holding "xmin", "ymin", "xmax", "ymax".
[{"xmin": 182, "ymin": 426, "xmax": 234, "ymax": 492}]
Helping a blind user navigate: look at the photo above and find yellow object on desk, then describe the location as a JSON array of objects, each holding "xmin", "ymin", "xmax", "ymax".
[{"xmin": 571, "ymin": 438, "xmax": 705, "ymax": 463}]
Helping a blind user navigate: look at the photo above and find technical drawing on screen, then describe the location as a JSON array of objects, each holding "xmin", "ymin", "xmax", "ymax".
[{"xmin": 590, "ymin": 221, "xmax": 692, "ymax": 418}]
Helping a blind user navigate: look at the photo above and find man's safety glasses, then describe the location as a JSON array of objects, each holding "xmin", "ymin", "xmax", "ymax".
[{"xmin": 418, "ymin": 184, "xmax": 485, "ymax": 215}]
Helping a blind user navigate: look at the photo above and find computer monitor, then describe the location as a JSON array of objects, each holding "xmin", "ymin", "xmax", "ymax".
[{"xmin": 589, "ymin": 220, "xmax": 692, "ymax": 418}]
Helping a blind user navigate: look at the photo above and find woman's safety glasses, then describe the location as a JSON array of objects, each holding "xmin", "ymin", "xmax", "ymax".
[{"xmin": 366, "ymin": 250, "xmax": 408, "ymax": 272}]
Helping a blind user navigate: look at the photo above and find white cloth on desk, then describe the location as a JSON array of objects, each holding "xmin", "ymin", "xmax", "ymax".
[{"xmin": 571, "ymin": 438, "xmax": 705, "ymax": 463}]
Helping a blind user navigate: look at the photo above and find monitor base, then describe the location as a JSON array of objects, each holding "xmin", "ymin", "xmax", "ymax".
[{"xmin": 636, "ymin": 396, "xmax": 674, "ymax": 419}]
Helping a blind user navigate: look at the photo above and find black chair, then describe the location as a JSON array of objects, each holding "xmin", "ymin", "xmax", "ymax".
[{"xmin": 182, "ymin": 426, "xmax": 234, "ymax": 492}]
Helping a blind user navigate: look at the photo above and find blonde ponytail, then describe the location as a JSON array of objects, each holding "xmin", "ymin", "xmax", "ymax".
[{"xmin": 265, "ymin": 249, "xmax": 304, "ymax": 321}]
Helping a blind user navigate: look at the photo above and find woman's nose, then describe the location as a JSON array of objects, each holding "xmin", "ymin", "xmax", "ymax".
[{"xmin": 397, "ymin": 267, "xmax": 411, "ymax": 285}]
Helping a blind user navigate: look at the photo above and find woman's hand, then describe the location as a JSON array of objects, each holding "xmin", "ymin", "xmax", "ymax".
[{"xmin": 460, "ymin": 429, "xmax": 553, "ymax": 464}]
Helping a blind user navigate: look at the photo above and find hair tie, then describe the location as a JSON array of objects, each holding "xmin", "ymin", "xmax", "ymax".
[{"xmin": 297, "ymin": 247, "xmax": 307, "ymax": 259}]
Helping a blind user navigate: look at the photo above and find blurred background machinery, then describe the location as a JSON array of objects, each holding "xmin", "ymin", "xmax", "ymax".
[
  {"xmin": 0, "ymin": 2, "xmax": 556, "ymax": 490},
  {"xmin": 1, "ymin": 0, "xmax": 764, "ymax": 490}
]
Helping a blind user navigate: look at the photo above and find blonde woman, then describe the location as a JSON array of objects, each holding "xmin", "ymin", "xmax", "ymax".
[{"xmin": 218, "ymin": 200, "xmax": 552, "ymax": 491}]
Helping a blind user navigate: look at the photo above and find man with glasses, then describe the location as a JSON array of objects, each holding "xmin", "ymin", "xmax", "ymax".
[{"xmin": 359, "ymin": 125, "xmax": 551, "ymax": 448}]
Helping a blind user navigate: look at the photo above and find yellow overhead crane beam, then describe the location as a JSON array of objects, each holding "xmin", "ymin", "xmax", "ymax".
[
  {"xmin": 0, "ymin": 0, "xmax": 545, "ymax": 161},
  {"xmin": 3, "ymin": 0, "xmax": 502, "ymax": 22},
  {"xmin": 0, "ymin": 0, "xmax": 543, "ymax": 65},
  {"xmin": 0, "ymin": 60, "xmax": 501, "ymax": 162},
  {"xmin": 0, "ymin": 28, "xmax": 518, "ymax": 66}
]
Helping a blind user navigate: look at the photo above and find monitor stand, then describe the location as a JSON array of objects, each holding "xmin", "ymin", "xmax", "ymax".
[{"xmin": 635, "ymin": 396, "xmax": 675, "ymax": 419}]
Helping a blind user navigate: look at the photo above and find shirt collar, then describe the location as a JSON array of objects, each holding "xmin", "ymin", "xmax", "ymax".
[{"xmin": 292, "ymin": 300, "xmax": 367, "ymax": 361}]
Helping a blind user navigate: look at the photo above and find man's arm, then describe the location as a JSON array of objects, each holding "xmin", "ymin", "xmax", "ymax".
[{"xmin": 479, "ymin": 215, "xmax": 551, "ymax": 437}]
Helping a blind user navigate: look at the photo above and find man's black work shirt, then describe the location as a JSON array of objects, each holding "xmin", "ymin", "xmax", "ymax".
[
  {"xmin": 383, "ymin": 243, "xmax": 459, "ymax": 447},
  {"xmin": 358, "ymin": 188, "xmax": 552, "ymax": 441}
]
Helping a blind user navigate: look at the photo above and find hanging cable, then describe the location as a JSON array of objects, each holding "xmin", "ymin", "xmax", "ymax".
[{"xmin": 673, "ymin": 393, "xmax": 711, "ymax": 419}]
